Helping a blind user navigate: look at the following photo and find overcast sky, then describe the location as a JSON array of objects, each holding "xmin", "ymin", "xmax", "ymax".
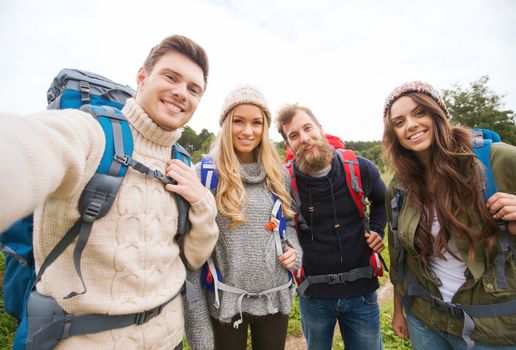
[{"xmin": 1, "ymin": 0, "xmax": 515, "ymax": 141}]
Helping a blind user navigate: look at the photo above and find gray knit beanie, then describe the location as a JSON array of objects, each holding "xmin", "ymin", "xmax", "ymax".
[{"xmin": 219, "ymin": 84, "xmax": 271, "ymax": 126}]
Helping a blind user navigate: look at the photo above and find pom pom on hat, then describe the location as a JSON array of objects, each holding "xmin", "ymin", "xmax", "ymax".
[
  {"xmin": 219, "ymin": 84, "xmax": 271, "ymax": 126},
  {"xmin": 383, "ymin": 81, "xmax": 451, "ymax": 119}
]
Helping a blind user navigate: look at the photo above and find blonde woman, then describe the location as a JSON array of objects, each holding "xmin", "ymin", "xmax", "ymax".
[{"xmin": 184, "ymin": 85, "xmax": 302, "ymax": 350}]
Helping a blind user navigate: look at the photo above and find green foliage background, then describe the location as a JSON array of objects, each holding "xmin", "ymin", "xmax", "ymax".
[{"xmin": 444, "ymin": 76, "xmax": 516, "ymax": 145}]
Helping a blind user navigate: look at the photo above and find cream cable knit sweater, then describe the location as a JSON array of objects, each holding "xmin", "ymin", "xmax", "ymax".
[{"xmin": 0, "ymin": 99, "xmax": 219, "ymax": 349}]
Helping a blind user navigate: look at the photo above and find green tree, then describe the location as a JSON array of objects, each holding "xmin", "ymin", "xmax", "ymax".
[
  {"xmin": 443, "ymin": 76, "xmax": 516, "ymax": 145},
  {"xmin": 274, "ymin": 140, "xmax": 286, "ymax": 161},
  {"xmin": 177, "ymin": 127, "xmax": 215, "ymax": 164},
  {"xmin": 178, "ymin": 125, "xmax": 201, "ymax": 152},
  {"xmin": 346, "ymin": 141, "xmax": 385, "ymax": 172},
  {"xmin": 198, "ymin": 128, "xmax": 213, "ymax": 145}
]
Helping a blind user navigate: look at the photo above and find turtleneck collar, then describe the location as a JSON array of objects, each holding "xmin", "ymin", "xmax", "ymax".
[
  {"xmin": 239, "ymin": 162, "xmax": 266, "ymax": 184},
  {"xmin": 122, "ymin": 98, "xmax": 182, "ymax": 146}
]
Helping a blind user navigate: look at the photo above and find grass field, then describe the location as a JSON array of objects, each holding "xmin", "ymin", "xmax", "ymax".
[{"xmin": 0, "ymin": 254, "xmax": 17, "ymax": 350}]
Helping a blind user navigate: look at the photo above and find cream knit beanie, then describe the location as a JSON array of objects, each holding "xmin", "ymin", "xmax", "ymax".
[{"xmin": 219, "ymin": 84, "xmax": 271, "ymax": 126}]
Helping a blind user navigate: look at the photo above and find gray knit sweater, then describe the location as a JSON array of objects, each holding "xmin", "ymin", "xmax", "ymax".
[{"xmin": 184, "ymin": 161, "xmax": 302, "ymax": 350}]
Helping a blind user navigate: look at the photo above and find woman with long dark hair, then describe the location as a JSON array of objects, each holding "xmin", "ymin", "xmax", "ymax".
[{"xmin": 382, "ymin": 81, "xmax": 516, "ymax": 349}]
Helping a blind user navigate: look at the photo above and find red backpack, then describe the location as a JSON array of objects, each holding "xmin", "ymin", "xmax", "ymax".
[{"xmin": 284, "ymin": 134, "xmax": 386, "ymax": 285}]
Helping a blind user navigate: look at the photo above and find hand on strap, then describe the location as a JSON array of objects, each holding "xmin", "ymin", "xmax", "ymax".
[
  {"xmin": 165, "ymin": 159, "xmax": 209, "ymax": 203},
  {"xmin": 487, "ymin": 192, "xmax": 516, "ymax": 235}
]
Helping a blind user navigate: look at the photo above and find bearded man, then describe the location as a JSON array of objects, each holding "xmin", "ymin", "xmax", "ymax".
[{"xmin": 275, "ymin": 104, "xmax": 387, "ymax": 350}]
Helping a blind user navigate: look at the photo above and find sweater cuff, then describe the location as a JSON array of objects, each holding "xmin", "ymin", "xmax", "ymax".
[{"xmin": 190, "ymin": 190, "xmax": 217, "ymax": 214}]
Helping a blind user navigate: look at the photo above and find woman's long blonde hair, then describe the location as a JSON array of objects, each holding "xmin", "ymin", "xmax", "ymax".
[{"xmin": 210, "ymin": 107, "xmax": 294, "ymax": 227}]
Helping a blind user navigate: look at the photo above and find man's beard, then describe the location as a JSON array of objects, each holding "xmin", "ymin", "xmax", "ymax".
[{"xmin": 294, "ymin": 139, "xmax": 334, "ymax": 174}]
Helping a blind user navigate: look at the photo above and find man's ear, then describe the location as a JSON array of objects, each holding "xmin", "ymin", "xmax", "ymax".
[{"xmin": 136, "ymin": 67, "xmax": 147, "ymax": 89}]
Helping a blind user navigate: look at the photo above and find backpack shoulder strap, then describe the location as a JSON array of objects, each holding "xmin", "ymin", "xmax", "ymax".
[
  {"xmin": 268, "ymin": 194, "xmax": 287, "ymax": 257},
  {"xmin": 285, "ymin": 160, "xmax": 298, "ymax": 194},
  {"xmin": 171, "ymin": 143, "xmax": 192, "ymax": 238},
  {"xmin": 285, "ymin": 161, "xmax": 309, "ymax": 232},
  {"xmin": 472, "ymin": 129, "xmax": 515, "ymax": 289},
  {"xmin": 270, "ymin": 195, "xmax": 287, "ymax": 240},
  {"xmin": 83, "ymin": 105, "xmax": 134, "ymax": 176},
  {"xmin": 34, "ymin": 105, "xmax": 133, "ymax": 298},
  {"xmin": 390, "ymin": 188, "xmax": 406, "ymax": 282},
  {"xmin": 335, "ymin": 149, "xmax": 365, "ymax": 217},
  {"xmin": 201, "ymin": 156, "xmax": 218, "ymax": 190},
  {"xmin": 172, "ymin": 143, "xmax": 192, "ymax": 166},
  {"xmin": 472, "ymin": 129, "xmax": 497, "ymax": 200}
]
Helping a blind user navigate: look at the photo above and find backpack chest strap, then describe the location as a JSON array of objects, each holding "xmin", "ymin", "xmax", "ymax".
[{"xmin": 296, "ymin": 266, "xmax": 375, "ymax": 297}]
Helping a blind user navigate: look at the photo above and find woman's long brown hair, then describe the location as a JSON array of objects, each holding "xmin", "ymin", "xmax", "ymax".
[{"xmin": 382, "ymin": 93, "xmax": 499, "ymax": 261}]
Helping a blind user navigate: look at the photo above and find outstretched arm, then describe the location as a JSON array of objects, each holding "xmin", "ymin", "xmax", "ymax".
[{"xmin": 0, "ymin": 110, "xmax": 104, "ymax": 232}]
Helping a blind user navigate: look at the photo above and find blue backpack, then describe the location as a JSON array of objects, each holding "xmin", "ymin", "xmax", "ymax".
[
  {"xmin": 1, "ymin": 68, "xmax": 191, "ymax": 350},
  {"xmin": 389, "ymin": 128, "xmax": 516, "ymax": 349}
]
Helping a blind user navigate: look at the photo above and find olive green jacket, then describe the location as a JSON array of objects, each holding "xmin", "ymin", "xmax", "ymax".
[{"xmin": 386, "ymin": 142, "xmax": 516, "ymax": 346}]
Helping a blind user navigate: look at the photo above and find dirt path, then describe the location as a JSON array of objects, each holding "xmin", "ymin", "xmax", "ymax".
[{"xmin": 284, "ymin": 281, "xmax": 393, "ymax": 350}]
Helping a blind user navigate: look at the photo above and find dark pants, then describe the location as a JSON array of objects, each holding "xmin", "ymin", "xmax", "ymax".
[{"xmin": 211, "ymin": 312, "xmax": 288, "ymax": 350}]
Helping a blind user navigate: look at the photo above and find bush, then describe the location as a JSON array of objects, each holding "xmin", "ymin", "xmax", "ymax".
[{"xmin": 0, "ymin": 254, "xmax": 18, "ymax": 350}]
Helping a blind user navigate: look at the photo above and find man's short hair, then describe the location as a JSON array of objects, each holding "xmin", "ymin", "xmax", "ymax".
[
  {"xmin": 143, "ymin": 35, "xmax": 209, "ymax": 86},
  {"xmin": 275, "ymin": 103, "xmax": 322, "ymax": 141}
]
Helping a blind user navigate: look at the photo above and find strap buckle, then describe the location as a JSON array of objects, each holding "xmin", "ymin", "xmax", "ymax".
[
  {"xmin": 153, "ymin": 169, "xmax": 175, "ymax": 185},
  {"xmin": 431, "ymin": 297, "xmax": 463, "ymax": 318},
  {"xmin": 245, "ymin": 292, "xmax": 261, "ymax": 298},
  {"xmin": 326, "ymin": 274, "xmax": 341, "ymax": 284},
  {"xmin": 135, "ymin": 304, "xmax": 165, "ymax": 325},
  {"xmin": 114, "ymin": 154, "xmax": 130, "ymax": 166}
]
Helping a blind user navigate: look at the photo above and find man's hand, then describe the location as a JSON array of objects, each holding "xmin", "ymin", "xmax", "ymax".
[
  {"xmin": 279, "ymin": 246, "xmax": 298, "ymax": 270},
  {"xmin": 364, "ymin": 231, "xmax": 384, "ymax": 253},
  {"xmin": 486, "ymin": 192, "xmax": 516, "ymax": 236},
  {"xmin": 164, "ymin": 159, "xmax": 208, "ymax": 203}
]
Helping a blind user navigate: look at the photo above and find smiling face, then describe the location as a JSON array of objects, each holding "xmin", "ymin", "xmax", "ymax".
[
  {"xmin": 283, "ymin": 110, "xmax": 325, "ymax": 153},
  {"xmin": 389, "ymin": 95, "xmax": 435, "ymax": 164},
  {"xmin": 135, "ymin": 50, "xmax": 205, "ymax": 131},
  {"xmin": 282, "ymin": 109, "xmax": 333, "ymax": 174},
  {"xmin": 231, "ymin": 104, "xmax": 264, "ymax": 163}
]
